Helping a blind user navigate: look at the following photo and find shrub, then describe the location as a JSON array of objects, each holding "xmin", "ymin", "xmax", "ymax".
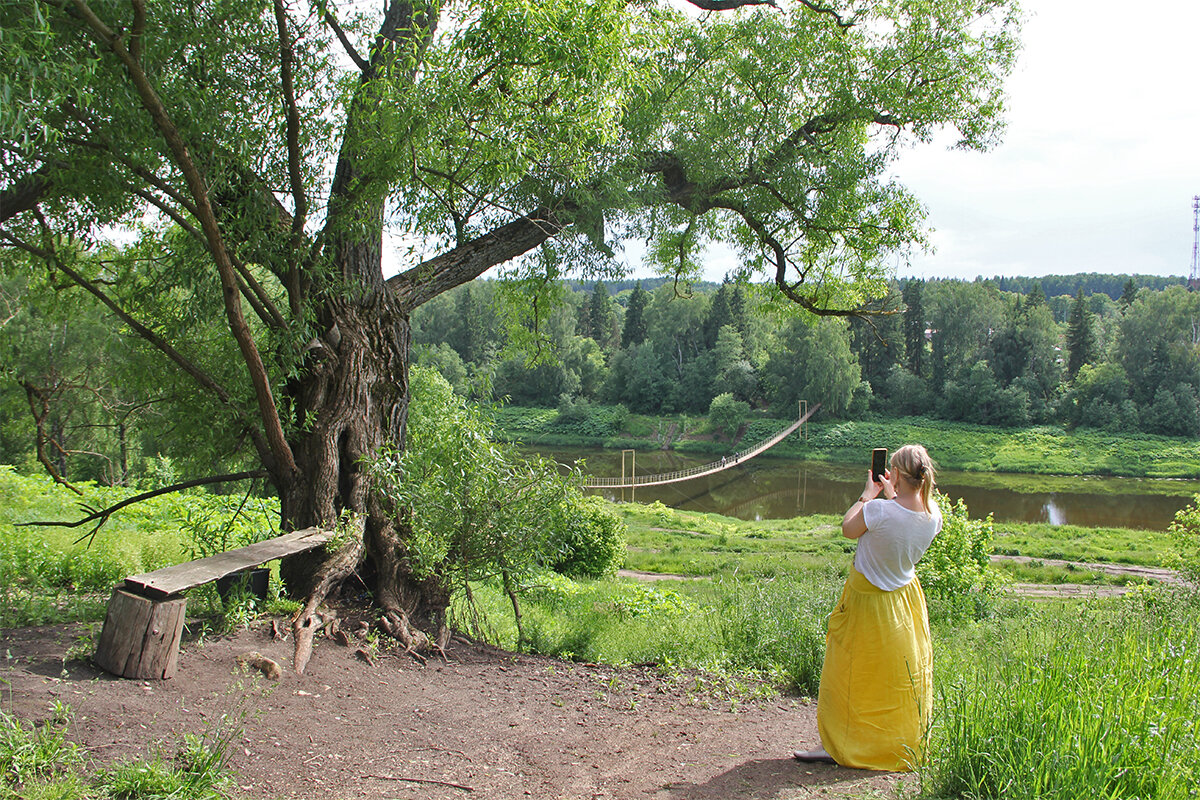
[
  {"xmin": 545, "ymin": 494, "xmax": 626, "ymax": 578},
  {"xmin": 709, "ymin": 393, "xmax": 750, "ymax": 440},
  {"xmin": 918, "ymin": 493, "xmax": 1003, "ymax": 621},
  {"xmin": 1170, "ymin": 493, "xmax": 1200, "ymax": 585}
]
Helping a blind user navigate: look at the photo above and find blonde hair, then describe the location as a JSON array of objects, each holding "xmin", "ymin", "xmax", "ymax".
[{"xmin": 891, "ymin": 444, "xmax": 937, "ymax": 515}]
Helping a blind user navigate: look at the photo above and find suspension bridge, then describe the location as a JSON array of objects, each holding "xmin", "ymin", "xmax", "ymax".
[{"xmin": 583, "ymin": 402, "xmax": 819, "ymax": 489}]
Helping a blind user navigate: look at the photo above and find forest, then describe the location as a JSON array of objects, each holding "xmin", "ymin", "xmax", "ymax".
[
  {"xmin": 409, "ymin": 273, "xmax": 1200, "ymax": 435},
  {"xmin": 5, "ymin": 267, "xmax": 1196, "ymax": 490}
]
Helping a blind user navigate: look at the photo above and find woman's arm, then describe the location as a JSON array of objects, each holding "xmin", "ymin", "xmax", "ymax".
[
  {"xmin": 841, "ymin": 503, "xmax": 868, "ymax": 539},
  {"xmin": 841, "ymin": 469, "xmax": 893, "ymax": 539}
]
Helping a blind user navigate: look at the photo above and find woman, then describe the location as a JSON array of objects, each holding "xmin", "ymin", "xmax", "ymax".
[{"xmin": 794, "ymin": 444, "xmax": 941, "ymax": 771}]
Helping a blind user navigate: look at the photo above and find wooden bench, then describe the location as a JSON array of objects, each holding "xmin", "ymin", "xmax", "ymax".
[{"xmin": 94, "ymin": 527, "xmax": 335, "ymax": 680}]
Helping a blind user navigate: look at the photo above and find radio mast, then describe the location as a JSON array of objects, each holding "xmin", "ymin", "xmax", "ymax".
[{"xmin": 1191, "ymin": 195, "xmax": 1200, "ymax": 291}]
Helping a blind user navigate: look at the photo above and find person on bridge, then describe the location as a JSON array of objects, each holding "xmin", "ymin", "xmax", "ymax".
[{"xmin": 794, "ymin": 444, "xmax": 942, "ymax": 771}]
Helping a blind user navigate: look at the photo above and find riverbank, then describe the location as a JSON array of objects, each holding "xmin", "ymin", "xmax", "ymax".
[{"xmin": 494, "ymin": 407, "xmax": 1200, "ymax": 479}]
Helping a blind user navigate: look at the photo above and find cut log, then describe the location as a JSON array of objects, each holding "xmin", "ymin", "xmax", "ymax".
[{"xmin": 94, "ymin": 588, "xmax": 187, "ymax": 680}]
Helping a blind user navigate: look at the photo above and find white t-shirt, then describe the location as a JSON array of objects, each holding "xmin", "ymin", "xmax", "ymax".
[{"xmin": 854, "ymin": 498, "xmax": 943, "ymax": 591}]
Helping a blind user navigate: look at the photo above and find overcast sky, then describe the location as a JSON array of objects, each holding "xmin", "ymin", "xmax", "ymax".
[{"xmin": 890, "ymin": 0, "xmax": 1200, "ymax": 282}]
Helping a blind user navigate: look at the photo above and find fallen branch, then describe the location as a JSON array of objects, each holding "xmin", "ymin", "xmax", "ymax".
[{"xmin": 363, "ymin": 774, "xmax": 473, "ymax": 792}]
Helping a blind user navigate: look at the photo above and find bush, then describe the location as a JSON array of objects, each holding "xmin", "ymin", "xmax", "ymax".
[
  {"xmin": 709, "ymin": 393, "xmax": 750, "ymax": 440},
  {"xmin": 918, "ymin": 493, "xmax": 1003, "ymax": 621},
  {"xmin": 545, "ymin": 495, "xmax": 626, "ymax": 578},
  {"xmin": 1170, "ymin": 493, "xmax": 1200, "ymax": 585},
  {"xmin": 552, "ymin": 399, "xmax": 629, "ymax": 439}
]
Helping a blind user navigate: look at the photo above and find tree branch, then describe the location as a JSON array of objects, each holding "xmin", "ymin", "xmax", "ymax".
[
  {"xmin": 317, "ymin": 3, "xmax": 369, "ymax": 73},
  {"xmin": 18, "ymin": 470, "xmax": 270, "ymax": 545},
  {"xmin": 22, "ymin": 381, "xmax": 85, "ymax": 497},
  {"xmin": 386, "ymin": 206, "xmax": 566, "ymax": 311},
  {"xmin": 273, "ymin": 0, "xmax": 309, "ymax": 236},
  {"xmin": 70, "ymin": 0, "xmax": 297, "ymax": 478},
  {"xmin": 682, "ymin": 0, "xmax": 778, "ymax": 10},
  {"xmin": 0, "ymin": 165, "xmax": 54, "ymax": 224}
]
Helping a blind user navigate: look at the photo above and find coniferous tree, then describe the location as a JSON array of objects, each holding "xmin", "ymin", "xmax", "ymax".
[
  {"xmin": 622, "ymin": 282, "xmax": 649, "ymax": 347},
  {"xmin": 452, "ymin": 286, "xmax": 484, "ymax": 364},
  {"xmin": 1066, "ymin": 289, "xmax": 1098, "ymax": 379},
  {"xmin": 729, "ymin": 284, "xmax": 749, "ymax": 337},
  {"xmin": 902, "ymin": 280, "xmax": 926, "ymax": 377},
  {"xmin": 702, "ymin": 281, "xmax": 733, "ymax": 349},
  {"xmin": 1119, "ymin": 278, "xmax": 1137, "ymax": 312},
  {"xmin": 586, "ymin": 282, "xmax": 617, "ymax": 349},
  {"xmin": 1026, "ymin": 281, "xmax": 1045, "ymax": 308}
]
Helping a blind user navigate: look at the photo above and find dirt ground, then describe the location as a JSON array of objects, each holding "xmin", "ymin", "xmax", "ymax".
[{"xmin": 2, "ymin": 618, "xmax": 912, "ymax": 800}]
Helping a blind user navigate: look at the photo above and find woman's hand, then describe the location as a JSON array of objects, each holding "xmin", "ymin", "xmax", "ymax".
[
  {"xmin": 861, "ymin": 469, "xmax": 883, "ymax": 502},
  {"xmin": 879, "ymin": 468, "xmax": 897, "ymax": 500}
]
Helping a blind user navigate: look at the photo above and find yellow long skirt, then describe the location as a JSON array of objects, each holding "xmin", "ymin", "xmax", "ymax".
[{"xmin": 816, "ymin": 565, "xmax": 932, "ymax": 771}]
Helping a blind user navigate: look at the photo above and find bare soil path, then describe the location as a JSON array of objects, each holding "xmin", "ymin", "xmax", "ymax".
[{"xmin": 2, "ymin": 620, "xmax": 911, "ymax": 800}]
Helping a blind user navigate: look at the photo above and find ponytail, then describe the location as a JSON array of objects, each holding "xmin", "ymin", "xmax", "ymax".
[{"xmin": 891, "ymin": 444, "xmax": 937, "ymax": 515}]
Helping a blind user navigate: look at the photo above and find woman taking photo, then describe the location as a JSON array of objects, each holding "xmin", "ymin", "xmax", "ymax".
[{"xmin": 794, "ymin": 444, "xmax": 941, "ymax": 770}]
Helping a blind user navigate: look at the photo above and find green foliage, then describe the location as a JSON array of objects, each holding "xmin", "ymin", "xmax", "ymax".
[
  {"xmin": 0, "ymin": 704, "xmax": 81, "ymax": 792},
  {"xmin": 544, "ymin": 495, "xmax": 626, "ymax": 579},
  {"xmin": 552, "ymin": 400, "xmax": 629, "ymax": 440},
  {"xmin": 370, "ymin": 368, "xmax": 577, "ymax": 595},
  {"xmin": 1170, "ymin": 493, "xmax": 1200, "ymax": 585},
  {"xmin": 922, "ymin": 596, "xmax": 1200, "ymax": 799},
  {"xmin": 715, "ymin": 574, "xmax": 839, "ymax": 695},
  {"xmin": 176, "ymin": 494, "xmax": 277, "ymax": 561},
  {"xmin": 919, "ymin": 494, "xmax": 1003, "ymax": 621},
  {"xmin": 707, "ymin": 393, "xmax": 750, "ymax": 440}
]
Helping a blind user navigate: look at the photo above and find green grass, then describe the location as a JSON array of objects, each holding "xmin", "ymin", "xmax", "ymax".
[
  {"xmin": 495, "ymin": 409, "xmax": 1200, "ymax": 479},
  {"xmin": 990, "ymin": 521, "xmax": 1178, "ymax": 567},
  {"xmin": 0, "ymin": 466, "xmax": 281, "ymax": 628},
  {"xmin": 454, "ymin": 568, "xmax": 841, "ymax": 695},
  {"xmin": 921, "ymin": 591, "xmax": 1200, "ymax": 799},
  {"xmin": 0, "ymin": 705, "xmax": 235, "ymax": 800}
]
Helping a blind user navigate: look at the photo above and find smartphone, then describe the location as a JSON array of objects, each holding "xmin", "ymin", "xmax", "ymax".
[{"xmin": 871, "ymin": 448, "xmax": 887, "ymax": 482}]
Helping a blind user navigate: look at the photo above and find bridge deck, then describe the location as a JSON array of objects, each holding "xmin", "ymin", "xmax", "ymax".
[{"xmin": 583, "ymin": 403, "xmax": 819, "ymax": 489}]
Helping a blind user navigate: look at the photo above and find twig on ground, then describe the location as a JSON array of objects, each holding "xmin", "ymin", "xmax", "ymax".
[{"xmin": 363, "ymin": 774, "xmax": 474, "ymax": 792}]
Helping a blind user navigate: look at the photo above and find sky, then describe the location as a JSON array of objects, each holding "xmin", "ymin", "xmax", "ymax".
[
  {"xmin": 888, "ymin": 0, "xmax": 1200, "ymax": 282},
  {"xmin": 392, "ymin": 0, "xmax": 1200, "ymax": 286},
  {"xmin": 647, "ymin": 0, "xmax": 1200, "ymax": 284}
]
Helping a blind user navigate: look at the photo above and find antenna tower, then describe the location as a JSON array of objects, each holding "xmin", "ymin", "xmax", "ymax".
[{"xmin": 1191, "ymin": 195, "xmax": 1200, "ymax": 291}]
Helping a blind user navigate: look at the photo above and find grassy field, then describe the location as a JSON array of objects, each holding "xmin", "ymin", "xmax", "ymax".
[
  {"xmin": 494, "ymin": 407, "xmax": 1200, "ymax": 479},
  {"xmin": 3, "ymin": 464, "xmax": 1198, "ymax": 799}
]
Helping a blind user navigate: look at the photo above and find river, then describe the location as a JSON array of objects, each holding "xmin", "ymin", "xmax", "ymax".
[{"xmin": 526, "ymin": 446, "xmax": 1200, "ymax": 530}]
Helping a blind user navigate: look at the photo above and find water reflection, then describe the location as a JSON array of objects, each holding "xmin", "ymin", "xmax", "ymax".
[{"xmin": 530, "ymin": 446, "xmax": 1199, "ymax": 531}]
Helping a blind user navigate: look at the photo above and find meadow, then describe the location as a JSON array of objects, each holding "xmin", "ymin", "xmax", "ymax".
[
  {"xmin": 493, "ymin": 407, "xmax": 1200, "ymax": 479},
  {"xmin": 2, "ymin": 465, "xmax": 1198, "ymax": 799}
]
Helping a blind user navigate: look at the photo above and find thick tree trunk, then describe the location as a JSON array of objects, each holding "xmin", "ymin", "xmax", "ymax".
[{"xmin": 276, "ymin": 291, "xmax": 449, "ymax": 650}]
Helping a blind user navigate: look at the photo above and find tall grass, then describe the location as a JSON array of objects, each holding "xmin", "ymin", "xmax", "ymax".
[
  {"xmin": 454, "ymin": 568, "xmax": 841, "ymax": 694},
  {"xmin": 1, "ymin": 702, "xmax": 235, "ymax": 800},
  {"xmin": 922, "ymin": 589, "xmax": 1200, "ymax": 799}
]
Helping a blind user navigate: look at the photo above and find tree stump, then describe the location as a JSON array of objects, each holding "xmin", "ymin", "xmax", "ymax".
[{"xmin": 94, "ymin": 588, "xmax": 187, "ymax": 680}]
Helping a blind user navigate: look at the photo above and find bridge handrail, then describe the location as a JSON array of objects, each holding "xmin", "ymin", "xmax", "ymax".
[{"xmin": 582, "ymin": 403, "xmax": 819, "ymax": 488}]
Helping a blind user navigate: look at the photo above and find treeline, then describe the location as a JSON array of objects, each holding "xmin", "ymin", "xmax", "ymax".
[
  {"xmin": 412, "ymin": 275, "xmax": 1200, "ymax": 437},
  {"xmin": 3, "ymin": 266, "xmax": 1198, "ymax": 489}
]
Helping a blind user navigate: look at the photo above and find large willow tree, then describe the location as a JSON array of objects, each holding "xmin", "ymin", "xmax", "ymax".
[{"xmin": 0, "ymin": 0, "xmax": 1019, "ymax": 647}]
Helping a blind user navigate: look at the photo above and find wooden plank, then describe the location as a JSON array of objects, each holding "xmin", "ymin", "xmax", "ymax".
[{"xmin": 124, "ymin": 527, "xmax": 335, "ymax": 598}]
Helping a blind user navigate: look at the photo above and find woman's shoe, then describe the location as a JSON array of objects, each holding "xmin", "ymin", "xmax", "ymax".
[{"xmin": 793, "ymin": 747, "xmax": 835, "ymax": 764}]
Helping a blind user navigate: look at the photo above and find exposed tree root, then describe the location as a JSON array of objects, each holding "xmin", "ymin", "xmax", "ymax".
[{"xmin": 292, "ymin": 520, "xmax": 365, "ymax": 674}]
